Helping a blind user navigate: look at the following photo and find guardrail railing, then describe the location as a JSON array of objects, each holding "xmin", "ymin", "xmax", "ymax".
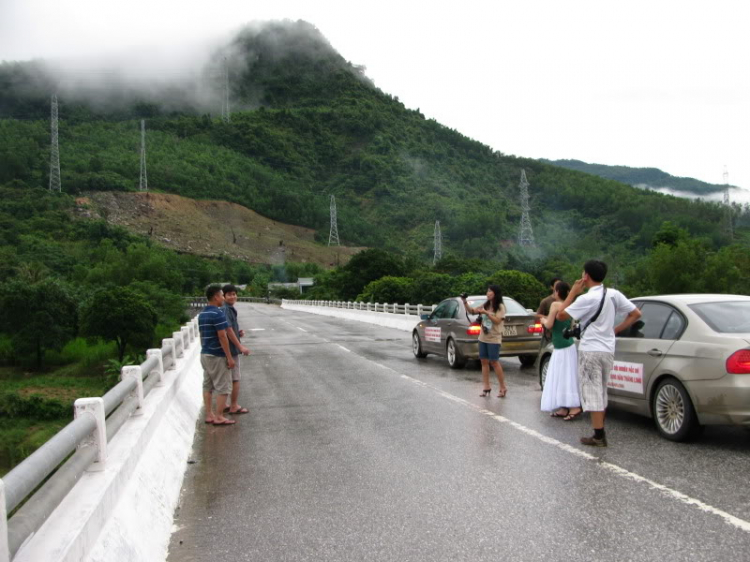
[
  {"xmin": 185, "ymin": 296, "xmax": 281, "ymax": 308},
  {"xmin": 0, "ymin": 318, "xmax": 199, "ymax": 560},
  {"xmin": 283, "ymin": 300, "xmax": 437, "ymax": 316}
]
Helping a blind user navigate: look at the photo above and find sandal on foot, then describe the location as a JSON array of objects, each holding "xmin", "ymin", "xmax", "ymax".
[
  {"xmin": 229, "ymin": 407, "xmax": 249, "ymax": 414},
  {"xmin": 497, "ymin": 388, "xmax": 507, "ymax": 398},
  {"xmin": 563, "ymin": 409, "xmax": 583, "ymax": 421},
  {"xmin": 480, "ymin": 388, "xmax": 491, "ymax": 397},
  {"xmin": 550, "ymin": 408, "xmax": 570, "ymax": 418},
  {"xmin": 212, "ymin": 419, "xmax": 237, "ymax": 426}
]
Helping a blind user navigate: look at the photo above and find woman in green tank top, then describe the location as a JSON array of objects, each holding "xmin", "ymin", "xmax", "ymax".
[{"xmin": 540, "ymin": 282, "xmax": 582, "ymax": 420}]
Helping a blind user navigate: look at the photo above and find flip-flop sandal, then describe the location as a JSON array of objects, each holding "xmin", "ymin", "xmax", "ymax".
[
  {"xmin": 229, "ymin": 407, "xmax": 249, "ymax": 414},
  {"xmin": 563, "ymin": 410, "xmax": 583, "ymax": 421},
  {"xmin": 212, "ymin": 419, "xmax": 237, "ymax": 426},
  {"xmin": 550, "ymin": 408, "xmax": 570, "ymax": 418}
]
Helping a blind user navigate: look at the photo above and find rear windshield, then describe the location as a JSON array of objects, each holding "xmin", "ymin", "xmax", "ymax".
[
  {"xmin": 468, "ymin": 297, "xmax": 527, "ymax": 315},
  {"xmin": 689, "ymin": 301, "xmax": 750, "ymax": 333}
]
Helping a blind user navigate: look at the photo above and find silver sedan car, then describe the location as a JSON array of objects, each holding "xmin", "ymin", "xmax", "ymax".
[
  {"xmin": 538, "ymin": 294, "xmax": 750, "ymax": 441},
  {"xmin": 412, "ymin": 295, "xmax": 543, "ymax": 369}
]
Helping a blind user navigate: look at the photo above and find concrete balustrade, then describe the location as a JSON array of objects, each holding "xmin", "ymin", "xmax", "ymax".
[
  {"xmin": 2, "ymin": 312, "xmax": 204, "ymax": 562},
  {"xmin": 282, "ymin": 299, "xmax": 437, "ymax": 332},
  {"xmin": 73, "ymin": 398, "xmax": 107, "ymax": 471}
]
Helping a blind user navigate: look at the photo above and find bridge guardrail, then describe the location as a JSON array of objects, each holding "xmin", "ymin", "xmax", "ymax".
[
  {"xmin": 283, "ymin": 300, "xmax": 437, "ymax": 316},
  {"xmin": 0, "ymin": 318, "xmax": 199, "ymax": 561},
  {"xmin": 185, "ymin": 296, "xmax": 281, "ymax": 309}
]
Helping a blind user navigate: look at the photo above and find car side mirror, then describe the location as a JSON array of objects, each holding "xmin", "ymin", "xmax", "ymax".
[{"xmin": 420, "ymin": 314, "xmax": 429, "ymax": 320}]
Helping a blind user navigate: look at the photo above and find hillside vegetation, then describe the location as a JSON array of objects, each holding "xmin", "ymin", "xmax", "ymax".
[
  {"xmin": 539, "ymin": 159, "xmax": 731, "ymax": 194},
  {"xmin": 2, "ymin": 20, "xmax": 743, "ymax": 265}
]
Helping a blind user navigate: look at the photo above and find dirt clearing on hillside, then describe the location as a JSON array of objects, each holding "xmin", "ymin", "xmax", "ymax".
[{"xmin": 78, "ymin": 192, "xmax": 361, "ymax": 267}]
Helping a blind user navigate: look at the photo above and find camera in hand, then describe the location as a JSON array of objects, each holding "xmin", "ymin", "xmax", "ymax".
[
  {"xmin": 562, "ymin": 324, "xmax": 581, "ymax": 340},
  {"xmin": 460, "ymin": 292, "xmax": 469, "ymax": 299}
]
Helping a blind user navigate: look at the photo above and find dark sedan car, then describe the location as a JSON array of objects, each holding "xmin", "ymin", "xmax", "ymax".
[{"xmin": 412, "ymin": 295, "xmax": 543, "ymax": 368}]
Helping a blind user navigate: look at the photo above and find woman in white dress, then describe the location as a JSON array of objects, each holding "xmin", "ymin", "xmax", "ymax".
[{"xmin": 540, "ymin": 282, "xmax": 582, "ymax": 421}]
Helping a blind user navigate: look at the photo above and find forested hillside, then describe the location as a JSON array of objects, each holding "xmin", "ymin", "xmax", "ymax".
[
  {"xmin": 539, "ymin": 159, "xmax": 729, "ymax": 195},
  {"xmin": 1, "ymin": 20, "xmax": 741, "ymax": 264}
]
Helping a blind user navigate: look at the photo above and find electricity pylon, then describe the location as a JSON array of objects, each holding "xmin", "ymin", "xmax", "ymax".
[
  {"xmin": 328, "ymin": 195, "xmax": 340, "ymax": 246},
  {"xmin": 221, "ymin": 57, "xmax": 231, "ymax": 122},
  {"xmin": 433, "ymin": 220, "xmax": 443, "ymax": 265},
  {"xmin": 723, "ymin": 166, "xmax": 733, "ymax": 239},
  {"xmin": 49, "ymin": 95, "xmax": 62, "ymax": 192},
  {"xmin": 139, "ymin": 120, "xmax": 148, "ymax": 191},
  {"xmin": 518, "ymin": 169, "xmax": 535, "ymax": 246}
]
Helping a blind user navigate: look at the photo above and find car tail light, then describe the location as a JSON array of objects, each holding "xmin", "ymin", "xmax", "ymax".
[
  {"xmin": 726, "ymin": 350, "xmax": 750, "ymax": 374},
  {"xmin": 527, "ymin": 323, "xmax": 544, "ymax": 334},
  {"xmin": 467, "ymin": 324, "xmax": 481, "ymax": 336}
]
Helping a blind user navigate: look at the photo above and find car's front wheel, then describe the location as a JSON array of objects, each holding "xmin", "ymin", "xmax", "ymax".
[
  {"xmin": 412, "ymin": 331, "xmax": 427, "ymax": 358},
  {"xmin": 446, "ymin": 338, "xmax": 466, "ymax": 369},
  {"xmin": 539, "ymin": 354, "xmax": 550, "ymax": 390},
  {"xmin": 652, "ymin": 377, "xmax": 700, "ymax": 441}
]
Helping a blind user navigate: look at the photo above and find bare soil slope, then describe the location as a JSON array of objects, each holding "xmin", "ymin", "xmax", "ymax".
[{"xmin": 79, "ymin": 192, "xmax": 361, "ymax": 267}]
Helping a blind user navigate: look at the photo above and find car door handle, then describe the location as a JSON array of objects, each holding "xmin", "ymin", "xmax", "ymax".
[{"xmin": 647, "ymin": 349, "xmax": 663, "ymax": 357}]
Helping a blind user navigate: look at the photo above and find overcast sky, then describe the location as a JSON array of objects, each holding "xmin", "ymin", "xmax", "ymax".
[{"xmin": 2, "ymin": 0, "xmax": 748, "ymax": 196}]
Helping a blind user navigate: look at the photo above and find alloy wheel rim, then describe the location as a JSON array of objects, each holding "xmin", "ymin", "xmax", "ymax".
[
  {"xmin": 656, "ymin": 384, "xmax": 685, "ymax": 434},
  {"xmin": 541, "ymin": 359, "xmax": 549, "ymax": 386},
  {"xmin": 448, "ymin": 341, "xmax": 455, "ymax": 364},
  {"xmin": 413, "ymin": 334, "xmax": 419, "ymax": 354}
]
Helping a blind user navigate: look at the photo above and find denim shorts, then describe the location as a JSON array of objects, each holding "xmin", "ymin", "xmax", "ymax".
[{"xmin": 478, "ymin": 341, "xmax": 501, "ymax": 361}]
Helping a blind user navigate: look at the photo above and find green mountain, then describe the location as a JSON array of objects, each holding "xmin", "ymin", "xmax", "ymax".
[
  {"xmin": 0, "ymin": 20, "xmax": 735, "ymax": 265},
  {"xmin": 539, "ymin": 159, "xmax": 728, "ymax": 195}
]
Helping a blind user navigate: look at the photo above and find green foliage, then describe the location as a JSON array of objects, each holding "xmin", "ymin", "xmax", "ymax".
[
  {"xmin": 359, "ymin": 276, "xmax": 415, "ymax": 303},
  {"xmin": 79, "ymin": 287, "xmax": 158, "ymax": 362},
  {"xmin": 0, "ymin": 278, "xmax": 78, "ymax": 369},
  {"xmin": 486, "ymin": 270, "xmax": 548, "ymax": 309},
  {"xmin": 409, "ymin": 272, "xmax": 455, "ymax": 305},
  {"xmin": 337, "ymin": 249, "xmax": 406, "ymax": 301}
]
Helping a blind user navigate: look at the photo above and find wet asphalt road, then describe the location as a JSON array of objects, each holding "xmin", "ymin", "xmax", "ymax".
[{"xmin": 167, "ymin": 303, "xmax": 750, "ymax": 562}]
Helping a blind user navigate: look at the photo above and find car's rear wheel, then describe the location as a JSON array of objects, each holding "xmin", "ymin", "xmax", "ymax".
[
  {"xmin": 412, "ymin": 331, "xmax": 427, "ymax": 358},
  {"xmin": 519, "ymin": 354, "xmax": 536, "ymax": 368},
  {"xmin": 539, "ymin": 354, "xmax": 550, "ymax": 390},
  {"xmin": 652, "ymin": 378, "xmax": 700, "ymax": 442},
  {"xmin": 446, "ymin": 338, "xmax": 466, "ymax": 369}
]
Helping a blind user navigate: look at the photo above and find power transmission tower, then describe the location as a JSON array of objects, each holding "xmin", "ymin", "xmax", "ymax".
[
  {"xmin": 221, "ymin": 57, "xmax": 231, "ymax": 122},
  {"xmin": 433, "ymin": 220, "xmax": 443, "ymax": 265},
  {"xmin": 723, "ymin": 166, "xmax": 733, "ymax": 239},
  {"xmin": 518, "ymin": 169, "xmax": 535, "ymax": 246},
  {"xmin": 328, "ymin": 195, "xmax": 340, "ymax": 246},
  {"xmin": 139, "ymin": 120, "xmax": 148, "ymax": 191},
  {"xmin": 49, "ymin": 95, "xmax": 62, "ymax": 192}
]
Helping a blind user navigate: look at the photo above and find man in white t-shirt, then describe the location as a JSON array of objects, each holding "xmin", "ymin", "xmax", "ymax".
[{"xmin": 557, "ymin": 260, "xmax": 642, "ymax": 447}]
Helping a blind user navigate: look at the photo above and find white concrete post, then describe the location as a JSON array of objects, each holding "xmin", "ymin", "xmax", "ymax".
[
  {"xmin": 74, "ymin": 397, "xmax": 107, "ymax": 471},
  {"xmin": 417, "ymin": 304, "xmax": 423, "ymax": 317},
  {"xmin": 146, "ymin": 349, "xmax": 165, "ymax": 387},
  {"xmin": 0, "ymin": 479, "xmax": 9, "ymax": 562},
  {"xmin": 162, "ymin": 338, "xmax": 176, "ymax": 371},
  {"xmin": 172, "ymin": 331, "xmax": 184, "ymax": 358},
  {"xmin": 181, "ymin": 326, "xmax": 190, "ymax": 349},
  {"xmin": 405, "ymin": 303, "xmax": 410, "ymax": 315},
  {"xmin": 121, "ymin": 366, "xmax": 144, "ymax": 417}
]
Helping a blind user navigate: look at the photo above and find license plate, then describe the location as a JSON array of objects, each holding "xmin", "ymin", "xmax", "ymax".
[{"xmin": 503, "ymin": 325, "xmax": 517, "ymax": 337}]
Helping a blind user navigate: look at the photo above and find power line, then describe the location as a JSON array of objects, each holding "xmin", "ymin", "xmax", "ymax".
[
  {"xmin": 328, "ymin": 195, "xmax": 339, "ymax": 246},
  {"xmin": 139, "ymin": 120, "xmax": 148, "ymax": 191},
  {"xmin": 517, "ymin": 169, "xmax": 535, "ymax": 246},
  {"xmin": 49, "ymin": 95, "xmax": 62, "ymax": 192},
  {"xmin": 221, "ymin": 57, "xmax": 231, "ymax": 122},
  {"xmin": 433, "ymin": 220, "xmax": 442, "ymax": 265}
]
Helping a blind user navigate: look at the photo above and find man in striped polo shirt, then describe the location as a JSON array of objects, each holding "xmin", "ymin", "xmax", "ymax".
[{"xmin": 199, "ymin": 284, "xmax": 236, "ymax": 426}]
